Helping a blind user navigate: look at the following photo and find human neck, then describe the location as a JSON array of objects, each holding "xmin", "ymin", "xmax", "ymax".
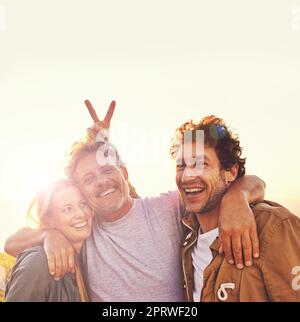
[
  {"xmin": 97, "ymin": 196, "xmax": 134, "ymax": 223},
  {"xmin": 72, "ymin": 241, "xmax": 84, "ymax": 255},
  {"xmin": 196, "ymin": 206, "xmax": 220, "ymax": 234}
]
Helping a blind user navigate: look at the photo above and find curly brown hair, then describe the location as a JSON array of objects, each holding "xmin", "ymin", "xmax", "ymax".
[{"xmin": 170, "ymin": 115, "xmax": 246, "ymax": 179}]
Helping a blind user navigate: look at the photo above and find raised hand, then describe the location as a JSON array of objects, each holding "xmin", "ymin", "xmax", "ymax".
[
  {"xmin": 84, "ymin": 99, "xmax": 116, "ymax": 136},
  {"xmin": 84, "ymin": 99, "xmax": 140, "ymax": 199}
]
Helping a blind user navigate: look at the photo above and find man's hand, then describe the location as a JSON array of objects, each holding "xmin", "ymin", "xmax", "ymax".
[
  {"xmin": 219, "ymin": 191, "xmax": 260, "ymax": 269},
  {"xmin": 218, "ymin": 175, "xmax": 264, "ymax": 269},
  {"xmin": 44, "ymin": 230, "xmax": 75, "ymax": 280}
]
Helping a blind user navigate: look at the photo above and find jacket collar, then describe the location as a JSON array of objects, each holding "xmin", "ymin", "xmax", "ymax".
[
  {"xmin": 182, "ymin": 211, "xmax": 220, "ymax": 255},
  {"xmin": 182, "ymin": 212, "xmax": 199, "ymax": 233},
  {"xmin": 209, "ymin": 237, "xmax": 221, "ymax": 256}
]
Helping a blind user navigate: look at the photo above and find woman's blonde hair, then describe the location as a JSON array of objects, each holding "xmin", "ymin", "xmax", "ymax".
[{"xmin": 27, "ymin": 179, "xmax": 77, "ymax": 229}]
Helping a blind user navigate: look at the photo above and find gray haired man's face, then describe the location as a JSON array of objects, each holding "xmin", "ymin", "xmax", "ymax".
[{"xmin": 74, "ymin": 151, "xmax": 131, "ymax": 222}]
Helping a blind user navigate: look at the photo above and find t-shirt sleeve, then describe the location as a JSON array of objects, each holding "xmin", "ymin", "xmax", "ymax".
[
  {"xmin": 5, "ymin": 247, "xmax": 51, "ymax": 302},
  {"xmin": 169, "ymin": 190, "xmax": 184, "ymax": 218},
  {"xmin": 262, "ymin": 215, "xmax": 300, "ymax": 301},
  {"xmin": 143, "ymin": 190, "xmax": 185, "ymax": 240},
  {"xmin": 147, "ymin": 190, "xmax": 184, "ymax": 221}
]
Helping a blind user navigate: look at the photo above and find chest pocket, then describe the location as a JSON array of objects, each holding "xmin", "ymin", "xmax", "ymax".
[
  {"xmin": 213, "ymin": 262, "xmax": 242, "ymax": 302},
  {"xmin": 201, "ymin": 257, "xmax": 242, "ymax": 302},
  {"xmin": 217, "ymin": 283, "xmax": 236, "ymax": 301}
]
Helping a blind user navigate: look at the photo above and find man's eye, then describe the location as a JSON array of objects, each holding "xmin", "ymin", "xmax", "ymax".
[
  {"xmin": 102, "ymin": 168, "xmax": 113, "ymax": 174},
  {"xmin": 84, "ymin": 177, "xmax": 94, "ymax": 185},
  {"xmin": 176, "ymin": 163, "xmax": 185, "ymax": 170},
  {"xmin": 176, "ymin": 159, "xmax": 185, "ymax": 168}
]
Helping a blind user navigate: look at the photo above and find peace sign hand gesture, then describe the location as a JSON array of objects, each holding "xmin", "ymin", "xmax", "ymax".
[{"xmin": 84, "ymin": 99, "xmax": 116, "ymax": 140}]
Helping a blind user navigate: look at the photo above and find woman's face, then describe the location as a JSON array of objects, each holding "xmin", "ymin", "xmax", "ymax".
[{"xmin": 48, "ymin": 185, "xmax": 92, "ymax": 245}]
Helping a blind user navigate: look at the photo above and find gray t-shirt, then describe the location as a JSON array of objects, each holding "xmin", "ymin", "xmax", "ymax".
[{"xmin": 82, "ymin": 190, "xmax": 184, "ymax": 302}]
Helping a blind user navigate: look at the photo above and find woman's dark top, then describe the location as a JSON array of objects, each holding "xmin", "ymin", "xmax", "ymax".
[{"xmin": 5, "ymin": 246, "xmax": 81, "ymax": 302}]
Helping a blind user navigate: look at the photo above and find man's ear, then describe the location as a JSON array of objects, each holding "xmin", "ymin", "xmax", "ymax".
[
  {"xmin": 225, "ymin": 164, "xmax": 239, "ymax": 183},
  {"xmin": 120, "ymin": 165, "xmax": 129, "ymax": 181}
]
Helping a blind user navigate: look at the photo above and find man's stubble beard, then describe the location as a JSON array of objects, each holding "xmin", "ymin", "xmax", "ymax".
[
  {"xmin": 188, "ymin": 175, "xmax": 228, "ymax": 214},
  {"xmin": 94, "ymin": 184, "xmax": 131, "ymax": 220}
]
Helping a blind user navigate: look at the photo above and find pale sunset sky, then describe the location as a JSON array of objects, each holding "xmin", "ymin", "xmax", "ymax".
[{"xmin": 0, "ymin": 0, "xmax": 300, "ymax": 250}]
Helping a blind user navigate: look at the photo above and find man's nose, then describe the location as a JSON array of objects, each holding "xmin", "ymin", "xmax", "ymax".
[
  {"xmin": 182, "ymin": 166, "xmax": 203, "ymax": 183},
  {"xmin": 94, "ymin": 175, "xmax": 107, "ymax": 187}
]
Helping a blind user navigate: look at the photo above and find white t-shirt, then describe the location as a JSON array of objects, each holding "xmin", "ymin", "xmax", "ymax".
[
  {"xmin": 82, "ymin": 191, "xmax": 185, "ymax": 302},
  {"xmin": 192, "ymin": 227, "xmax": 219, "ymax": 302}
]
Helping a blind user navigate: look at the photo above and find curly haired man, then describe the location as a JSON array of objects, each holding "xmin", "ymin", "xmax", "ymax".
[{"xmin": 171, "ymin": 116, "xmax": 300, "ymax": 302}]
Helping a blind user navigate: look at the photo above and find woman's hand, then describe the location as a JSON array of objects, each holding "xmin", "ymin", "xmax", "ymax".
[
  {"xmin": 84, "ymin": 99, "xmax": 116, "ymax": 140},
  {"xmin": 84, "ymin": 99, "xmax": 140, "ymax": 199}
]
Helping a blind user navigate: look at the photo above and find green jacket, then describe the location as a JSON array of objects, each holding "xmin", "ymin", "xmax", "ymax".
[{"xmin": 5, "ymin": 246, "xmax": 81, "ymax": 302}]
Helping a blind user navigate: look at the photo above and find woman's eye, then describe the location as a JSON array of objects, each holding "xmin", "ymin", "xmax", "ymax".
[
  {"xmin": 79, "ymin": 201, "xmax": 87, "ymax": 208},
  {"xmin": 62, "ymin": 207, "xmax": 72, "ymax": 213}
]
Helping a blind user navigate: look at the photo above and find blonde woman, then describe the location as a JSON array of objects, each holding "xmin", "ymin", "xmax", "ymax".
[{"xmin": 5, "ymin": 179, "xmax": 91, "ymax": 302}]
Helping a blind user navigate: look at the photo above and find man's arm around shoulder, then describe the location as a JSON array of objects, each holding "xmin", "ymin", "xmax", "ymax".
[{"xmin": 4, "ymin": 227, "xmax": 75, "ymax": 280}]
